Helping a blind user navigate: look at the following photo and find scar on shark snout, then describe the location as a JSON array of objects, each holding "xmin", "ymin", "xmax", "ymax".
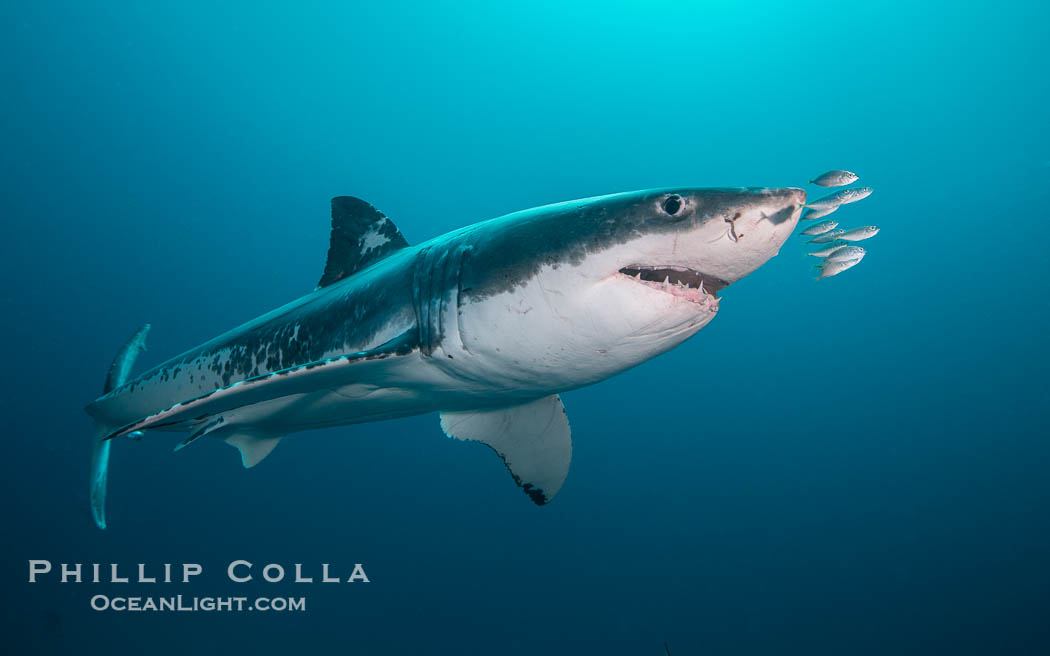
[{"xmin": 725, "ymin": 212, "xmax": 743, "ymax": 242}]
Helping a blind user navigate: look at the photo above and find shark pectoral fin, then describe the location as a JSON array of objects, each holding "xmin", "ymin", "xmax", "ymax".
[
  {"xmin": 440, "ymin": 395, "xmax": 572, "ymax": 505},
  {"xmin": 224, "ymin": 430, "xmax": 284, "ymax": 468}
]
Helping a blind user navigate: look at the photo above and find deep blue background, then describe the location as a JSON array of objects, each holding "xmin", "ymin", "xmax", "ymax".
[{"xmin": 3, "ymin": 1, "xmax": 1048, "ymax": 653}]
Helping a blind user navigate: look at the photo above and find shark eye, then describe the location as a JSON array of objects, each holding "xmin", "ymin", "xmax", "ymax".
[{"xmin": 662, "ymin": 195, "xmax": 682, "ymax": 215}]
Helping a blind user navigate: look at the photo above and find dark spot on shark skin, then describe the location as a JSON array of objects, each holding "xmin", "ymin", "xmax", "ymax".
[
  {"xmin": 117, "ymin": 333, "xmax": 420, "ymax": 438},
  {"xmin": 504, "ymin": 463, "xmax": 548, "ymax": 505},
  {"xmin": 99, "ymin": 273, "xmax": 411, "ymax": 404},
  {"xmin": 520, "ymin": 483, "xmax": 547, "ymax": 505},
  {"xmin": 477, "ymin": 442, "xmax": 550, "ymax": 505}
]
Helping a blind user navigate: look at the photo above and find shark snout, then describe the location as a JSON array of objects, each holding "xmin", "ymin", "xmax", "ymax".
[
  {"xmin": 765, "ymin": 187, "xmax": 806, "ymax": 223},
  {"xmin": 772, "ymin": 186, "xmax": 806, "ymax": 204}
]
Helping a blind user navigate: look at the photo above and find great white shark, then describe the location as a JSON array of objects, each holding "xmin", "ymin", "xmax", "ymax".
[{"xmin": 86, "ymin": 186, "xmax": 805, "ymax": 528}]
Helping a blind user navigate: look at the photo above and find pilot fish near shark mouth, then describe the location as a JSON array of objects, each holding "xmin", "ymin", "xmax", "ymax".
[
  {"xmin": 85, "ymin": 184, "xmax": 806, "ymax": 528},
  {"xmin": 617, "ymin": 265, "xmax": 730, "ymax": 306}
]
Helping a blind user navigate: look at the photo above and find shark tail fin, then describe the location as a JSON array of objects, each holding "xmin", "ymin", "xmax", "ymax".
[
  {"xmin": 90, "ymin": 323, "xmax": 151, "ymax": 530},
  {"xmin": 88, "ymin": 427, "xmax": 112, "ymax": 529}
]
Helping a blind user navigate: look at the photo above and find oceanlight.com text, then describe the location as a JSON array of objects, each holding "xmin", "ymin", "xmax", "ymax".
[{"xmin": 89, "ymin": 595, "xmax": 307, "ymax": 612}]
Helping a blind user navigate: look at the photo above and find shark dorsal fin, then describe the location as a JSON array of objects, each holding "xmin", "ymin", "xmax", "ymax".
[{"xmin": 317, "ymin": 196, "xmax": 410, "ymax": 289}]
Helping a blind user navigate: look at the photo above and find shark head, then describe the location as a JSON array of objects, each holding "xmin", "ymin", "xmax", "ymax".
[
  {"xmin": 599, "ymin": 186, "xmax": 805, "ymax": 301},
  {"xmin": 444, "ymin": 186, "xmax": 805, "ymax": 392}
]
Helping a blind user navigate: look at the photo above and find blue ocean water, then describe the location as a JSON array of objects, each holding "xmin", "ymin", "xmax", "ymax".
[{"xmin": 3, "ymin": 1, "xmax": 1048, "ymax": 653}]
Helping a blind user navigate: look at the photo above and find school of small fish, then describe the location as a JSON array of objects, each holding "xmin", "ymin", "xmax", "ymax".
[
  {"xmin": 799, "ymin": 220, "xmax": 838, "ymax": 236},
  {"xmin": 808, "ymin": 229, "xmax": 846, "ymax": 244},
  {"xmin": 798, "ymin": 169, "xmax": 879, "ymax": 280},
  {"xmin": 810, "ymin": 170, "xmax": 858, "ymax": 187}
]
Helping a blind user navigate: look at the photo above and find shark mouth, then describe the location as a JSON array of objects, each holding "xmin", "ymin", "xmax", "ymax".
[{"xmin": 617, "ymin": 265, "xmax": 729, "ymax": 307}]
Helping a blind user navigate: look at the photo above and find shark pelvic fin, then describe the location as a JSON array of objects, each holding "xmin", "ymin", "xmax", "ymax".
[
  {"xmin": 317, "ymin": 196, "xmax": 410, "ymax": 289},
  {"xmin": 175, "ymin": 416, "xmax": 282, "ymax": 467},
  {"xmin": 173, "ymin": 416, "xmax": 227, "ymax": 452},
  {"xmin": 440, "ymin": 395, "xmax": 572, "ymax": 505},
  {"xmin": 225, "ymin": 431, "xmax": 284, "ymax": 468}
]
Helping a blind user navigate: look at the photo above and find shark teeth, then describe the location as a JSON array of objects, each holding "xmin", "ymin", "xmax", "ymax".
[{"xmin": 618, "ymin": 265, "xmax": 729, "ymax": 308}]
